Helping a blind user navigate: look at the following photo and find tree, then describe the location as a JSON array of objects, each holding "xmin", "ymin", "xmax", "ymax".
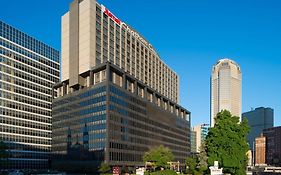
[
  {"xmin": 185, "ymin": 144, "xmax": 208, "ymax": 175},
  {"xmin": 98, "ymin": 162, "xmax": 111, "ymax": 174},
  {"xmin": 205, "ymin": 110, "xmax": 250, "ymax": 175},
  {"xmin": 0, "ymin": 140, "xmax": 8, "ymax": 168},
  {"xmin": 186, "ymin": 157, "xmax": 197, "ymax": 174},
  {"xmin": 143, "ymin": 145, "xmax": 174, "ymax": 170},
  {"xmin": 197, "ymin": 143, "xmax": 208, "ymax": 173}
]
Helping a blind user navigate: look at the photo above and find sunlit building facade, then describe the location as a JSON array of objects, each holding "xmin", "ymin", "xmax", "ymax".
[
  {"xmin": 0, "ymin": 21, "xmax": 60, "ymax": 169},
  {"xmin": 211, "ymin": 58, "xmax": 242, "ymax": 127},
  {"xmin": 52, "ymin": 0, "xmax": 190, "ymax": 172},
  {"xmin": 192, "ymin": 124, "xmax": 208, "ymax": 153}
]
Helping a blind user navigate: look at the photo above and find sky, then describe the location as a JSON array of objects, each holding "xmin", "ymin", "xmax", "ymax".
[{"xmin": 0, "ymin": 0, "xmax": 280, "ymax": 127}]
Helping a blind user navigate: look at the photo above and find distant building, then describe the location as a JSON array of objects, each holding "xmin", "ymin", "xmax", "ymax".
[
  {"xmin": 255, "ymin": 134, "xmax": 266, "ymax": 166},
  {"xmin": 211, "ymin": 59, "xmax": 242, "ymax": 127},
  {"xmin": 242, "ymin": 107, "xmax": 274, "ymax": 150},
  {"xmin": 190, "ymin": 130, "xmax": 197, "ymax": 153},
  {"xmin": 263, "ymin": 126, "xmax": 281, "ymax": 166},
  {"xmin": 192, "ymin": 124, "xmax": 208, "ymax": 153}
]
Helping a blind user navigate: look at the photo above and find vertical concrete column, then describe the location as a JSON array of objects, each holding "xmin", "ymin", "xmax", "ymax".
[
  {"xmin": 62, "ymin": 82, "xmax": 67, "ymax": 95},
  {"xmin": 122, "ymin": 74, "xmax": 126, "ymax": 89},
  {"xmin": 89, "ymin": 71, "xmax": 93, "ymax": 86},
  {"xmin": 134, "ymin": 81, "xmax": 138, "ymax": 95},
  {"xmin": 144, "ymin": 87, "xmax": 148, "ymax": 99},
  {"xmin": 160, "ymin": 97, "xmax": 164, "ymax": 109},
  {"xmin": 170, "ymin": 102, "xmax": 174, "ymax": 114},
  {"xmin": 69, "ymin": 0, "xmax": 80, "ymax": 87},
  {"xmin": 106, "ymin": 63, "xmax": 111, "ymax": 82},
  {"xmin": 153, "ymin": 92, "xmax": 156, "ymax": 105}
]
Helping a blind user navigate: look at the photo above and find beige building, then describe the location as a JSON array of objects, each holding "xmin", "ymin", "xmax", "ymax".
[
  {"xmin": 61, "ymin": 0, "xmax": 179, "ymax": 103},
  {"xmin": 255, "ymin": 134, "xmax": 266, "ymax": 166},
  {"xmin": 211, "ymin": 58, "xmax": 242, "ymax": 127},
  {"xmin": 192, "ymin": 124, "xmax": 208, "ymax": 152}
]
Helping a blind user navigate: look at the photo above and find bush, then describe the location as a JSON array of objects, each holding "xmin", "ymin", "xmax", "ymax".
[{"xmin": 146, "ymin": 169, "xmax": 178, "ymax": 175}]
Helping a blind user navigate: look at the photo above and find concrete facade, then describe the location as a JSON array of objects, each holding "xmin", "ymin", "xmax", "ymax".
[
  {"xmin": 192, "ymin": 124, "xmax": 208, "ymax": 153},
  {"xmin": 61, "ymin": 0, "xmax": 179, "ymax": 103},
  {"xmin": 211, "ymin": 58, "xmax": 242, "ymax": 127}
]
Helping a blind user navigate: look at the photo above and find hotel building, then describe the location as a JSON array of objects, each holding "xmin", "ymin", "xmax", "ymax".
[
  {"xmin": 0, "ymin": 21, "xmax": 60, "ymax": 169},
  {"xmin": 211, "ymin": 58, "xmax": 242, "ymax": 127},
  {"xmin": 52, "ymin": 0, "xmax": 190, "ymax": 172}
]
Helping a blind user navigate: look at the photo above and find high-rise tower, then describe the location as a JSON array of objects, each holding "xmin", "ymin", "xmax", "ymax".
[
  {"xmin": 52, "ymin": 0, "xmax": 190, "ymax": 172},
  {"xmin": 211, "ymin": 58, "xmax": 242, "ymax": 127}
]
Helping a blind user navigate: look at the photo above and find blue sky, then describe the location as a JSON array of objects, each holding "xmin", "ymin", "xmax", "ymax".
[{"xmin": 1, "ymin": 0, "xmax": 280, "ymax": 127}]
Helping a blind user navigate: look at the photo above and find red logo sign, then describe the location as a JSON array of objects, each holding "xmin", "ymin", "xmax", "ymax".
[{"xmin": 102, "ymin": 6, "xmax": 121, "ymax": 26}]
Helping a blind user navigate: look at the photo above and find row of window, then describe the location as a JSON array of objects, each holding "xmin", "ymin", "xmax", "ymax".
[
  {"xmin": 2, "ymin": 159, "xmax": 49, "ymax": 169},
  {"xmin": 0, "ymin": 72, "xmax": 52, "ymax": 95},
  {"xmin": 1, "ymin": 99, "xmax": 51, "ymax": 116},
  {"xmin": 0, "ymin": 132, "xmax": 51, "ymax": 145},
  {"xmin": 110, "ymin": 85, "xmax": 146, "ymax": 107},
  {"xmin": 109, "ymin": 142, "xmax": 147, "ymax": 152},
  {"xmin": 109, "ymin": 106, "xmax": 187, "ymax": 139},
  {"xmin": 5, "ymin": 141, "xmax": 51, "ymax": 152},
  {"xmin": 8, "ymin": 151, "xmax": 50, "ymax": 159},
  {"xmin": 0, "ymin": 21, "xmax": 59, "ymax": 63},
  {"xmin": 109, "ymin": 151, "xmax": 142, "ymax": 162},
  {"xmin": 109, "ymin": 124, "xmax": 187, "ymax": 153},
  {"xmin": 0, "ymin": 46, "xmax": 59, "ymax": 76},
  {"xmin": 0, "ymin": 64, "xmax": 54, "ymax": 88},
  {"xmin": 0, "ymin": 81, "xmax": 51, "ymax": 102},
  {"xmin": 110, "ymin": 95, "xmax": 146, "ymax": 115},
  {"xmin": 0, "ymin": 54, "xmax": 59, "ymax": 82},
  {"xmin": 0, "ymin": 116, "xmax": 51, "ymax": 131},
  {"xmin": 54, "ymin": 86, "xmax": 106, "ymax": 106},
  {"xmin": 0, "ymin": 90, "xmax": 51, "ymax": 109},
  {"xmin": 1, "ymin": 125, "xmax": 50, "ymax": 138},
  {"xmin": 1, "ymin": 108, "xmax": 51, "ymax": 124},
  {"xmin": 95, "ymin": 5, "xmax": 178, "ymax": 102}
]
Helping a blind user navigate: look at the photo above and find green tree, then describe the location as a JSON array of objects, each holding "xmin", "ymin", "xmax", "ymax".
[
  {"xmin": 143, "ymin": 145, "xmax": 174, "ymax": 170},
  {"xmin": 98, "ymin": 162, "xmax": 111, "ymax": 174},
  {"xmin": 0, "ymin": 140, "xmax": 8, "ymax": 168},
  {"xmin": 197, "ymin": 143, "xmax": 208, "ymax": 173},
  {"xmin": 205, "ymin": 110, "xmax": 250, "ymax": 175},
  {"xmin": 186, "ymin": 157, "xmax": 197, "ymax": 174}
]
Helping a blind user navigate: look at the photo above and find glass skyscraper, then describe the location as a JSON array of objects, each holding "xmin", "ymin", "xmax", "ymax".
[{"xmin": 0, "ymin": 21, "xmax": 60, "ymax": 169}]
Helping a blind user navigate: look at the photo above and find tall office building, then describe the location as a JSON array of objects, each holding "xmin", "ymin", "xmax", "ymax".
[
  {"xmin": 192, "ymin": 124, "xmax": 208, "ymax": 153},
  {"xmin": 263, "ymin": 126, "xmax": 281, "ymax": 166},
  {"xmin": 52, "ymin": 0, "xmax": 190, "ymax": 172},
  {"xmin": 211, "ymin": 58, "xmax": 242, "ymax": 127},
  {"xmin": 242, "ymin": 107, "xmax": 273, "ymax": 151},
  {"xmin": 0, "ymin": 21, "xmax": 60, "ymax": 169}
]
